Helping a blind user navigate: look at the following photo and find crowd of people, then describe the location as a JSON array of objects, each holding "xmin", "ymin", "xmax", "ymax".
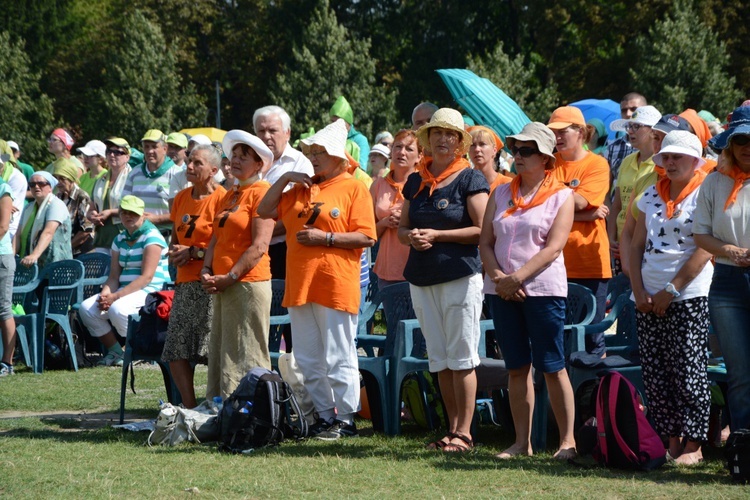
[{"xmin": 0, "ymin": 93, "xmax": 748, "ymax": 463}]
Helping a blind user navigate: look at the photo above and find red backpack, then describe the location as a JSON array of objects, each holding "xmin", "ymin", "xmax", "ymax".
[{"xmin": 592, "ymin": 372, "xmax": 666, "ymax": 471}]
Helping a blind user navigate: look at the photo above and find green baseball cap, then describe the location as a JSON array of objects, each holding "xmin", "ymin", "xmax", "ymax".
[
  {"xmin": 141, "ymin": 129, "xmax": 166, "ymax": 143},
  {"xmin": 166, "ymin": 132, "xmax": 188, "ymax": 149},
  {"xmin": 119, "ymin": 195, "xmax": 145, "ymax": 216},
  {"xmin": 103, "ymin": 137, "xmax": 131, "ymax": 153}
]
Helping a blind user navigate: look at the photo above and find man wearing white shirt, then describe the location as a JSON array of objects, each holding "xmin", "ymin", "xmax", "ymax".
[{"xmin": 253, "ymin": 105, "xmax": 314, "ymax": 279}]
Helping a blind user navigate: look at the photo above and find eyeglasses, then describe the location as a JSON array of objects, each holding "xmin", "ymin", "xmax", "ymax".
[
  {"xmin": 626, "ymin": 123, "xmax": 647, "ymax": 133},
  {"xmin": 28, "ymin": 181, "xmax": 50, "ymax": 188},
  {"xmin": 106, "ymin": 149, "xmax": 128, "ymax": 156},
  {"xmin": 732, "ymin": 135, "xmax": 750, "ymax": 146},
  {"xmin": 305, "ymin": 150, "xmax": 327, "ymax": 159},
  {"xmin": 510, "ymin": 146, "xmax": 540, "ymax": 158}
]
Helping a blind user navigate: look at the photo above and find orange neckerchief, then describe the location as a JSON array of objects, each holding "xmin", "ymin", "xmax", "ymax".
[
  {"xmin": 655, "ymin": 169, "xmax": 706, "ymax": 219},
  {"xmin": 503, "ymin": 171, "xmax": 566, "ymax": 218},
  {"xmin": 721, "ymin": 164, "xmax": 750, "ymax": 211},
  {"xmin": 415, "ymin": 157, "xmax": 470, "ymax": 197},
  {"xmin": 489, "ymin": 172, "xmax": 512, "ymax": 193},
  {"xmin": 384, "ymin": 170, "xmax": 406, "ymax": 206}
]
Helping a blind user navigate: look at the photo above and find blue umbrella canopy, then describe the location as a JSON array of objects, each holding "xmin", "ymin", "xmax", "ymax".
[
  {"xmin": 570, "ymin": 98, "xmax": 621, "ymax": 142},
  {"xmin": 437, "ymin": 69, "xmax": 531, "ymax": 145}
]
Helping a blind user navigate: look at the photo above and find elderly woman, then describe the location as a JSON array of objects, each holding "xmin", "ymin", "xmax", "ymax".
[
  {"xmin": 53, "ymin": 158, "xmax": 95, "ymax": 255},
  {"xmin": 374, "ymin": 130, "xmax": 394, "ymax": 149},
  {"xmin": 468, "ymin": 126, "xmax": 512, "ymax": 192},
  {"xmin": 258, "ymin": 119, "xmax": 376, "ymax": 440},
  {"xmin": 88, "ymin": 138, "xmax": 133, "ymax": 251},
  {"xmin": 370, "ymin": 129, "xmax": 421, "ymax": 288},
  {"xmin": 201, "ymin": 131, "xmax": 275, "ymax": 400},
  {"xmin": 368, "ymin": 144, "xmax": 391, "ymax": 179},
  {"xmin": 162, "ymin": 145, "xmax": 226, "ymax": 407},
  {"xmin": 16, "ymin": 171, "xmax": 72, "ymax": 269},
  {"xmin": 0, "ymin": 179, "xmax": 17, "ymax": 376},
  {"xmin": 694, "ymin": 105, "xmax": 750, "ymax": 433},
  {"xmin": 79, "ymin": 196, "xmax": 170, "ymax": 366},
  {"xmin": 547, "ymin": 106, "xmax": 611, "ymax": 355},
  {"xmin": 397, "ymin": 108, "xmax": 489, "ymax": 453},
  {"xmin": 480, "ymin": 122, "xmax": 576, "ymax": 459},
  {"xmin": 630, "ymin": 131, "xmax": 713, "ymax": 465}
]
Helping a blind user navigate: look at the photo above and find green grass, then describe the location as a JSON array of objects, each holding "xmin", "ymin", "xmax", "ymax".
[{"xmin": 0, "ymin": 363, "xmax": 746, "ymax": 498}]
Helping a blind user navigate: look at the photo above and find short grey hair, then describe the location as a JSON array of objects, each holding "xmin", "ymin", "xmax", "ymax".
[
  {"xmin": 253, "ymin": 105, "xmax": 291, "ymax": 133},
  {"xmin": 411, "ymin": 102, "xmax": 439, "ymax": 123},
  {"xmin": 374, "ymin": 131, "xmax": 393, "ymax": 144},
  {"xmin": 190, "ymin": 144, "xmax": 222, "ymax": 168}
]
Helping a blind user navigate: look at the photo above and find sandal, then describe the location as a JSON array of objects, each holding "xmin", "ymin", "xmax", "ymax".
[
  {"xmin": 426, "ymin": 435, "xmax": 452, "ymax": 450},
  {"xmin": 443, "ymin": 433, "xmax": 474, "ymax": 453}
]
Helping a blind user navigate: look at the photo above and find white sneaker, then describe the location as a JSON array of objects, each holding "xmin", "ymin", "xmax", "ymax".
[{"xmin": 98, "ymin": 351, "xmax": 124, "ymax": 367}]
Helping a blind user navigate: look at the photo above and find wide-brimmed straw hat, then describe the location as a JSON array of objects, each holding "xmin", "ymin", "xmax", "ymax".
[
  {"xmin": 506, "ymin": 122, "xmax": 557, "ymax": 169},
  {"xmin": 300, "ymin": 119, "xmax": 349, "ymax": 161},
  {"xmin": 222, "ymin": 130, "xmax": 274, "ymax": 169},
  {"xmin": 415, "ymin": 108, "xmax": 472, "ymax": 156}
]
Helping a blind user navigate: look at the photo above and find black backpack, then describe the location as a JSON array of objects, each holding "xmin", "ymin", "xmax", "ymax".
[
  {"xmin": 218, "ymin": 367, "xmax": 308, "ymax": 453},
  {"xmin": 726, "ymin": 429, "xmax": 750, "ymax": 483},
  {"xmin": 132, "ymin": 291, "xmax": 173, "ymax": 356}
]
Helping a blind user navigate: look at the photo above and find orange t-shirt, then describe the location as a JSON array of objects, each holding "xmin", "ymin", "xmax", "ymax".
[
  {"xmin": 370, "ymin": 175, "xmax": 408, "ymax": 281},
  {"xmin": 552, "ymin": 152, "xmax": 612, "ymax": 279},
  {"xmin": 279, "ymin": 172, "xmax": 377, "ymax": 314},
  {"xmin": 171, "ymin": 185, "xmax": 227, "ymax": 283},
  {"xmin": 211, "ymin": 181, "xmax": 272, "ymax": 282},
  {"xmin": 489, "ymin": 173, "xmax": 513, "ymax": 193}
]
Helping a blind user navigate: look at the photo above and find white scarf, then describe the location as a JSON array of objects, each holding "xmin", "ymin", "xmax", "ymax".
[
  {"xmin": 19, "ymin": 193, "xmax": 54, "ymax": 252},
  {"xmin": 92, "ymin": 165, "xmax": 131, "ymax": 224}
]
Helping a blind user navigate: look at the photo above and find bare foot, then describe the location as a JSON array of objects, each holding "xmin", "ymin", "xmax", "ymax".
[
  {"xmin": 674, "ymin": 450, "xmax": 703, "ymax": 465},
  {"xmin": 495, "ymin": 443, "xmax": 532, "ymax": 459},
  {"xmin": 553, "ymin": 447, "xmax": 577, "ymax": 460}
]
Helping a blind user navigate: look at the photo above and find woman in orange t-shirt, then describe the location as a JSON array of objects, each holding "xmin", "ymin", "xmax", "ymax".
[
  {"xmin": 201, "ymin": 131, "xmax": 275, "ymax": 400},
  {"xmin": 547, "ymin": 106, "xmax": 612, "ymax": 356},
  {"xmin": 162, "ymin": 145, "xmax": 226, "ymax": 408},
  {"xmin": 469, "ymin": 126, "xmax": 512, "ymax": 192},
  {"xmin": 370, "ymin": 129, "xmax": 421, "ymax": 287},
  {"xmin": 258, "ymin": 119, "xmax": 376, "ymax": 440}
]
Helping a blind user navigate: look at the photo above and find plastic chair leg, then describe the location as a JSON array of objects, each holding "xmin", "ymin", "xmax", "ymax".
[
  {"xmin": 119, "ymin": 353, "xmax": 133, "ymax": 424},
  {"xmin": 13, "ymin": 315, "xmax": 33, "ymax": 369},
  {"xmin": 531, "ymin": 378, "xmax": 548, "ymax": 452}
]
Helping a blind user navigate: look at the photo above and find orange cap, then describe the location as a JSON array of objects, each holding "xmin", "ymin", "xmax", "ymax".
[{"xmin": 547, "ymin": 106, "xmax": 586, "ymax": 129}]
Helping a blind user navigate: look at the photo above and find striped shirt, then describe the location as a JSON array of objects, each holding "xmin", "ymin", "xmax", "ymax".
[
  {"xmin": 123, "ymin": 162, "xmax": 179, "ymax": 230},
  {"xmin": 111, "ymin": 226, "xmax": 170, "ymax": 294}
]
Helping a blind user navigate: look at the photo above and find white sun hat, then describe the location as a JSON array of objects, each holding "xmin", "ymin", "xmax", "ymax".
[
  {"xmin": 300, "ymin": 119, "xmax": 348, "ymax": 161},
  {"xmin": 222, "ymin": 130, "xmax": 274, "ymax": 170},
  {"xmin": 653, "ymin": 130, "xmax": 706, "ymax": 170},
  {"xmin": 610, "ymin": 105, "xmax": 662, "ymax": 132}
]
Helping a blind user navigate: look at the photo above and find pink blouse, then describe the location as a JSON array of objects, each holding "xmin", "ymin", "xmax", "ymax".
[{"xmin": 371, "ymin": 176, "xmax": 409, "ymax": 281}]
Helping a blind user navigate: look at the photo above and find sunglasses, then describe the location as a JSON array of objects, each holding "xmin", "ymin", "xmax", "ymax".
[
  {"xmin": 106, "ymin": 149, "xmax": 128, "ymax": 156},
  {"xmin": 621, "ymin": 106, "xmax": 639, "ymax": 114},
  {"xmin": 732, "ymin": 135, "xmax": 750, "ymax": 146},
  {"xmin": 510, "ymin": 146, "xmax": 540, "ymax": 158},
  {"xmin": 28, "ymin": 181, "xmax": 50, "ymax": 188}
]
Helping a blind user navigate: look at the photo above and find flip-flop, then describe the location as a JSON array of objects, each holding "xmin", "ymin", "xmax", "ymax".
[{"xmin": 443, "ymin": 433, "xmax": 474, "ymax": 453}]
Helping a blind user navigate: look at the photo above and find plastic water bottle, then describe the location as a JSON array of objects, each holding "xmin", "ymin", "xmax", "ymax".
[
  {"xmin": 213, "ymin": 396, "xmax": 223, "ymax": 412},
  {"xmin": 45, "ymin": 340, "xmax": 62, "ymax": 359},
  {"xmin": 239, "ymin": 401, "xmax": 253, "ymax": 414}
]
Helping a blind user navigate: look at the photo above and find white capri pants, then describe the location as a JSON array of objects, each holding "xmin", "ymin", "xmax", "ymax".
[
  {"xmin": 409, "ymin": 273, "xmax": 483, "ymax": 372},
  {"xmin": 289, "ymin": 303, "xmax": 360, "ymax": 417},
  {"xmin": 79, "ymin": 290, "xmax": 149, "ymax": 338}
]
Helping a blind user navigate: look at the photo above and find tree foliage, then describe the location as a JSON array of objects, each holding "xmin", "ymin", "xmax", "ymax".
[
  {"xmin": 269, "ymin": 0, "xmax": 397, "ymax": 139},
  {"xmin": 629, "ymin": 0, "xmax": 742, "ymax": 114},
  {"xmin": 468, "ymin": 43, "xmax": 561, "ymax": 122},
  {"xmin": 0, "ymin": 32, "xmax": 55, "ymax": 166}
]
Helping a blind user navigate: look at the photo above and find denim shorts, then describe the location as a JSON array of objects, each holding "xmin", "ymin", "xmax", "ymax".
[
  {"xmin": 486, "ymin": 293, "xmax": 567, "ymax": 373},
  {"xmin": 0, "ymin": 254, "xmax": 16, "ymax": 320}
]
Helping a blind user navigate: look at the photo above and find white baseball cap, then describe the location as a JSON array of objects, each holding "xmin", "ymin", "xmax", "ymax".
[
  {"xmin": 7, "ymin": 141, "xmax": 19, "ymax": 152},
  {"xmin": 77, "ymin": 140, "xmax": 107, "ymax": 158}
]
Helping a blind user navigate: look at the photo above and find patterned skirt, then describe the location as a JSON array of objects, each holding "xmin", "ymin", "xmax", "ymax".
[{"xmin": 161, "ymin": 281, "xmax": 213, "ymax": 363}]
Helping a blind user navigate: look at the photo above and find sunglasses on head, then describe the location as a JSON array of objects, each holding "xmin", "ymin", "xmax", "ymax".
[
  {"xmin": 28, "ymin": 181, "xmax": 50, "ymax": 188},
  {"xmin": 732, "ymin": 135, "xmax": 750, "ymax": 146},
  {"xmin": 106, "ymin": 149, "xmax": 127, "ymax": 156},
  {"xmin": 510, "ymin": 146, "xmax": 540, "ymax": 158}
]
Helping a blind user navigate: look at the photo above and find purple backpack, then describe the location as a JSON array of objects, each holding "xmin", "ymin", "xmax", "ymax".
[{"xmin": 592, "ymin": 372, "xmax": 666, "ymax": 471}]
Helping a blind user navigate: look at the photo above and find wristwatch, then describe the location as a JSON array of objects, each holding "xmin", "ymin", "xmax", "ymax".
[
  {"xmin": 665, "ymin": 282, "xmax": 680, "ymax": 298},
  {"xmin": 228, "ymin": 271, "xmax": 239, "ymax": 281},
  {"xmin": 195, "ymin": 247, "xmax": 205, "ymax": 259}
]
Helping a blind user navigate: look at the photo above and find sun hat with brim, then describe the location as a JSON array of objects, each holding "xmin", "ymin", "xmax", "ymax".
[
  {"xmin": 52, "ymin": 158, "xmax": 81, "ymax": 182},
  {"xmin": 610, "ymin": 105, "xmax": 662, "ymax": 132},
  {"xmin": 653, "ymin": 131, "xmax": 706, "ymax": 170},
  {"xmin": 222, "ymin": 129, "xmax": 274, "ymax": 169},
  {"xmin": 77, "ymin": 140, "xmax": 106, "ymax": 158},
  {"xmin": 547, "ymin": 106, "xmax": 586, "ymax": 130},
  {"xmin": 506, "ymin": 122, "xmax": 557, "ymax": 169},
  {"xmin": 708, "ymin": 105, "xmax": 750, "ymax": 151},
  {"xmin": 120, "ymin": 195, "xmax": 145, "ymax": 216},
  {"xmin": 369, "ymin": 144, "xmax": 390, "ymax": 159},
  {"xmin": 141, "ymin": 129, "xmax": 166, "ymax": 143},
  {"xmin": 30, "ymin": 171, "xmax": 58, "ymax": 190},
  {"xmin": 300, "ymin": 119, "xmax": 349, "ymax": 161},
  {"xmin": 653, "ymin": 114, "xmax": 692, "ymax": 135},
  {"xmin": 188, "ymin": 134, "xmax": 212, "ymax": 146},
  {"xmin": 416, "ymin": 108, "xmax": 473, "ymax": 156},
  {"xmin": 166, "ymin": 132, "xmax": 188, "ymax": 149},
  {"xmin": 103, "ymin": 137, "xmax": 131, "ymax": 154}
]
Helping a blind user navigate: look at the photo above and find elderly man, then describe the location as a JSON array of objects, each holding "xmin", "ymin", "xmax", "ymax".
[
  {"xmin": 166, "ymin": 133, "xmax": 189, "ymax": 169},
  {"xmin": 122, "ymin": 129, "xmax": 178, "ymax": 236},
  {"xmin": 411, "ymin": 102, "xmax": 439, "ymax": 130},
  {"xmin": 253, "ymin": 105, "xmax": 314, "ymax": 279}
]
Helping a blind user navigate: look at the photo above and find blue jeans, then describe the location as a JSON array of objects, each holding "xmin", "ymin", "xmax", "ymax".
[{"xmin": 709, "ymin": 264, "xmax": 750, "ymax": 431}]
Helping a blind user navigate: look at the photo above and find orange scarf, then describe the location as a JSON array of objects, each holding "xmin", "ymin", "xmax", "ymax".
[
  {"xmin": 415, "ymin": 157, "xmax": 470, "ymax": 197},
  {"xmin": 721, "ymin": 164, "xmax": 750, "ymax": 211},
  {"xmin": 384, "ymin": 170, "xmax": 406, "ymax": 206},
  {"xmin": 299, "ymin": 171, "xmax": 350, "ymax": 218},
  {"xmin": 655, "ymin": 169, "xmax": 706, "ymax": 219},
  {"xmin": 503, "ymin": 171, "xmax": 566, "ymax": 218}
]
